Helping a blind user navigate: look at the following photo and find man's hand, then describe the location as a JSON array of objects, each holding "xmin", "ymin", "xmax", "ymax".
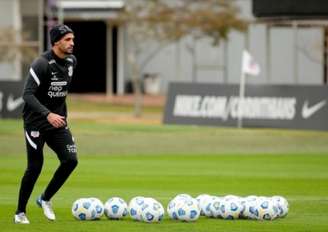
[{"xmin": 47, "ymin": 112, "xmax": 66, "ymax": 128}]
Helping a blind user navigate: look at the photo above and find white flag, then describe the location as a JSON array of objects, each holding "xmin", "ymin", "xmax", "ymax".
[{"xmin": 242, "ymin": 50, "xmax": 260, "ymax": 76}]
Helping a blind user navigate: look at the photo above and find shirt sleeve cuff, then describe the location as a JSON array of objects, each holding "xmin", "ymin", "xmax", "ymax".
[{"xmin": 41, "ymin": 110, "xmax": 50, "ymax": 117}]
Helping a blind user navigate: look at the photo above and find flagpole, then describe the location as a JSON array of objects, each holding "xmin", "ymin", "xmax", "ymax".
[
  {"xmin": 238, "ymin": 70, "xmax": 246, "ymax": 129},
  {"xmin": 238, "ymin": 48, "xmax": 260, "ymax": 129}
]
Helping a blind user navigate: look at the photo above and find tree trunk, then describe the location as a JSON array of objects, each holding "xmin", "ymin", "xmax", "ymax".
[{"xmin": 127, "ymin": 51, "xmax": 143, "ymax": 118}]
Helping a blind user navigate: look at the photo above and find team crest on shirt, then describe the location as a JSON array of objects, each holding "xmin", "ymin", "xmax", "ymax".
[{"xmin": 68, "ymin": 66, "xmax": 73, "ymax": 77}]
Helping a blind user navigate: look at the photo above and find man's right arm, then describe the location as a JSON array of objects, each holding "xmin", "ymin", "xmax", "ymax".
[{"xmin": 22, "ymin": 58, "xmax": 50, "ymax": 116}]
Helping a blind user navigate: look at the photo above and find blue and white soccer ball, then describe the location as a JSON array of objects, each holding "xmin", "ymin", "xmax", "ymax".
[
  {"xmin": 208, "ymin": 196, "xmax": 223, "ymax": 218},
  {"xmin": 196, "ymin": 194, "xmax": 213, "ymax": 216},
  {"xmin": 141, "ymin": 197, "xmax": 164, "ymax": 223},
  {"xmin": 198, "ymin": 195, "xmax": 215, "ymax": 217},
  {"xmin": 240, "ymin": 195, "xmax": 258, "ymax": 219},
  {"xmin": 89, "ymin": 197, "xmax": 104, "ymax": 219},
  {"xmin": 272, "ymin": 196, "xmax": 289, "ymax": 218},
  {"xmin": 72, "ymin": 198, "xmax": 97, "ymax": 221},
  {"xmin": 128, "ymin": 196, "xmax": 145, "ymax": 221},
  {"xmin": 174, "ymin": 198, "xmax": 200, "ymax": 222},
  {"xmin": 167, "ymin": 198, "xmax": 179, "ymax": 220},
  {"xmin": 257, "ymin": 197, "xmax": 279, "ymax": 220},
  {"xmin": 104, "ymin": 197, "xmax": 128, "ymax": 219},
  {"xmin": 167, "ymin": 194, "xmax": 194, "ymax": 220},
  {"xmin": 219, "ymin": 196, "xmax": 243, "ymax": 219}
]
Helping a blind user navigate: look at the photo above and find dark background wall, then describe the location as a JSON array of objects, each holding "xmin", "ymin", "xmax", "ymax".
[
  {"xmin": 253, "ymin": 0, "xmax": 328, "ymax": 17},
  {"xmin": 65, "ymin": 21, "xmax": 107, "ymax": 93}
]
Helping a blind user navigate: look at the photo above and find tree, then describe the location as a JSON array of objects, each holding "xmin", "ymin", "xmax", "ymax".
[{"xmin": 116, "ymin": 0, "xmax": 247, "ymax": 117}]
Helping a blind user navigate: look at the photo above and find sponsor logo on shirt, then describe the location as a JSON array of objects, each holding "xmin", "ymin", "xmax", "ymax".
[
  {"xmin": 48, "ymin": 81, "xmax": 68, "ymax": 98},
  {"xmin": 51, "ymin": 81, "xmax": 67, "ymax": 86}
]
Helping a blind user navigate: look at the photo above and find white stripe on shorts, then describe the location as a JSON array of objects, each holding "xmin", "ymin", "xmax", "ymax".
[{"xmin": 25, "ymin": 131, "xmax": 37, "ymax": 150}]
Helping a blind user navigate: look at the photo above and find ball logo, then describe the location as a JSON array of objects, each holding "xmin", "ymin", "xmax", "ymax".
[
  {"xmin": 190, "ymin": 210, "xmax": 198, "ymax": 219},
  {"xmin": 130, "ymin": 209, "xmax": 137, "ymax": 216},
  {"xmin": 111, "ymin": 205, "xmax": 119, "ymax": 214},
  {"xmin": 146, "ymin": 212, "xmax": 154, "ymax": 221}
]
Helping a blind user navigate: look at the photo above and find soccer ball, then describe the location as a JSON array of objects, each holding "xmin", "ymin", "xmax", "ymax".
[
  {"xmin": 167, "ymin": 198, "xmax": 179, "ymax": 220},
  {"xmin": 168, "ymin": 194, "xmax": 194, "ymax": 220},
  {"xmin": 72, "ymin": 198, "xmax": 97, "ymax": 220},
  {"xmin": 167, "ymin": 193, "xmax": 196, "ymax": 220},
  {"xmin": 174, "ymin": 198, "xmax": 200, "ymax": 222},
  {"xmin": 243, "ymin": 196, "xmax": 260, "ymax": 219},
  {"xmin": 272, "ymin": 196, "xmax": 289, "ymax": 218},
  {"xmin": 128, "ymin": 196, "xmax": 145, "ymax": 221},
  {"xmin": 257, "ymin": 197, "xmax": 279, "ymax": 220},
  {"xmin": 239, "ymin": 195, "xmax": 257, "ymax": 219},
  {"xmin": 89, "ymin": 197, "xmax": 104, "ymax": 219},
  {"xmin": 219, "ymin": 196, "xmax": 243, "ymax": 219},
  {"xmin": 104, "ymin": 197, "xmax": 128, "ymax": 219},
  {"xmin": 141, "ymin": 197, "xmax": 164, "ymax": 223},
  {"xmin": 195, "ymin": 194, "xmax": 212, "ymax": 216},
  {"xmin": 208, "ymin": 196, "xmax": 223, "ymax": 218},
  {"xmin": 198, "ymin": 195, "xmax": 215, "ymax": 217}
]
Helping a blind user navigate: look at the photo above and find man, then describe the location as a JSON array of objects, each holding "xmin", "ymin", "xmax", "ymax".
[{"xmin": 14, "ymin": 24, "xmax": 78, "ymax": 224}]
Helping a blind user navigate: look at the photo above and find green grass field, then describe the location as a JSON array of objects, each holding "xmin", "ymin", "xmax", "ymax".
[{"xmin": 1, "ymin": 97, "xmax": 328, "ymax": 232}]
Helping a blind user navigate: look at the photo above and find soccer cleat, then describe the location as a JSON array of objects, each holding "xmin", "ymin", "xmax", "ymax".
[
  {"xmin": 36, "ymin": 196, "xmax": 56, "ymax": 221},
  {"xmin": 14, "ymin": 212, "xmax": 30, "ymax": 224}
]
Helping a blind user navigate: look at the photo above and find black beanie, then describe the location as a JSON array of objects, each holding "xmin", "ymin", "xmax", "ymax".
[{"xmin": 50, "ymin": 24, "xmax": 74, "ymax": 46}]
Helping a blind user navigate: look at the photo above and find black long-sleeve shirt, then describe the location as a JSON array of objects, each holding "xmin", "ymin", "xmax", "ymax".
[{"xmin": 22, "ymin": 50, "xmax": 77, "ymax": 131}]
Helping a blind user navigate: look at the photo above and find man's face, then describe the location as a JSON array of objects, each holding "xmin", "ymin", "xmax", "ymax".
[{"xmin": 56, "ymin": 33, "xmax": 75, "ymax": 54}]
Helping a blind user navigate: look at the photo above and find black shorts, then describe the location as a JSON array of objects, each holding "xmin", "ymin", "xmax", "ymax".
[{"xmin": 24, "ymin": 127, "xmax": 77, "ymax": 162}]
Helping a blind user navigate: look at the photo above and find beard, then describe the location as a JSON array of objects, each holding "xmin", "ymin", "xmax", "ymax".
[
  {"xmin": 64, "ymin": 48, "xmax": 73, "ymax": 55},
  {"xmin": 60, "ymin": 45, "xmax": 73, "ymax": 55}
]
